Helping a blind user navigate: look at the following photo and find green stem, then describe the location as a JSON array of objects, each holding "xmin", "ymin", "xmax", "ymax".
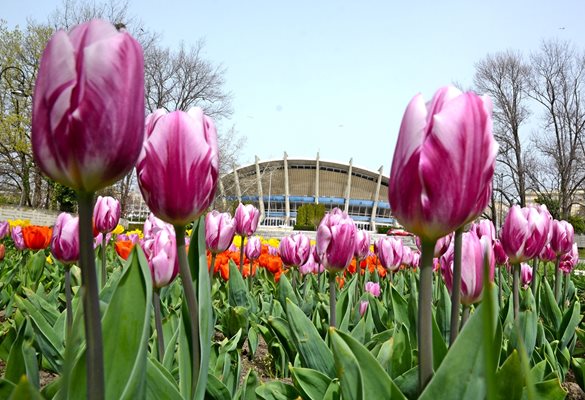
[
  {"xmin": 302, "ymin": 272, "xmax": 308, "ymax": 300},
  {"xmin": 530, "ymin": 258, "xmax": 538, "ymax": 294},
  {"xmin": 554, "ymin": 256, "xmax": 562, "ymax": 304},
  {"xmin": 563, "ymin": 272, "xmax": 569, "ymax": 308},
  {"xmin": 65, "ymin": 265, "xmax": 72, "ymax": 334},
  {"xmin": 101, "ymin": 233, "xmax": 107, "ymax": 290},
  {"xmin": 482, "ymin": 249, "xmax": 497, "ymax": 400},
  {"xmin": 153, "ymin": 290, "xmax": 164, "ymax": 363},
  {"xmin": 497, "ymin": 266, "xmax": 502, "ymax": 309},
  {"xmin": 209, "ymin": 253, "xmax": 217, "ymax": 289},
  {"xmin": 174, "ymin": 225, "xmax": 200, "ymax": 396},
  {"xmin": 248, "ymin": 260, "xmax": 254, "ymax": 292},
  {"xmin": 449, "ymin": 229, "xmax": 463, "ymax": 346},
  {"xmin": 419, "ymin": 240, "xmax": 436, "ymax": 392},
  {"xmin": 513, "ymin": 263, "xmax": 520, "ymax": 320},
  {"xmin": 329, "ymin": 271, "xmax": 336, "ymax": 327},
  {"xmin": 317, "ymin": 263, "xmax": 322, "ymax": 291},
  {"xmin": 78, "ymin": 191, "xmax": 104, "ymax": 400},
  {"xmin": 460, "ymin": 305, "xmax": 470, "ymax": 329},
  {"xmin": 239, "ymin": 235, "xmax": 245, "ymax": 271}
]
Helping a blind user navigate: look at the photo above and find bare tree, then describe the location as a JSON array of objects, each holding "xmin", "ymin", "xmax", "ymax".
[
  {"xmin": 527, "ymin": 40, "xmax": 585, "ymax": 219},
  {"xmin": 473, "ymin": 50, "xmax": 532, "ymax": 207}
]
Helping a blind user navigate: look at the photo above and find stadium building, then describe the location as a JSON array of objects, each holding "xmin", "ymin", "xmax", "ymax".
[{"xmin": 215, "ymin": 153, "xmax": 396, "ymax": 231}]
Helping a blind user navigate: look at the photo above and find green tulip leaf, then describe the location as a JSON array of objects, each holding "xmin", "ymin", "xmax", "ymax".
[
  {"xmin": 206, "ymin": 373, "xmax": 232, "ymax": 400},
  {"xmin": 255, "ymin": 381, "xmax": 300, "ymax": 400},
  {"xmin": 290, "ymin": 365, "xmax": 333, "ymax": 400},
  {"xmin": 495, "ymin": 350, "xmax": 523, "ymax": 400},
  {"xmin": 330, "ymin": 328, "xmax": 406, "ymax": 400},
  {"xmin": 286, "ymin": 299, "xmax": 335, "ymax": 378},
  {"xmin": 559, "ymin": 299, "xmax": 581, "ymax": 350},
  {"xmin": 8, "ymin": 376, "xmax": 43, "ymax": 400},
  {"xmin": 146, "ymin": 357, "xmax": 182, "ymax": 400},
  {"xmin": 228, "ymin": 259, "xmax": 250, "ymax": 308}
]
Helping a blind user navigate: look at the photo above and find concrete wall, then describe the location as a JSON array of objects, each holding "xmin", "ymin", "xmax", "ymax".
[{"xmin": 0, "ymin": 206, "xmax": 60, "ymax": 226}]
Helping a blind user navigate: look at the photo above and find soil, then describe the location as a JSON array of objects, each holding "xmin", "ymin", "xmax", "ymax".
[{"xmin": 565, "ymin": 370, "xmax": 585, "ymax": 400}]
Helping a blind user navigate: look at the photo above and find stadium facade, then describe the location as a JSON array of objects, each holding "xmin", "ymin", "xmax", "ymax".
[{"xmin": 215, "ymin": 153, "xmax": 395, "ymax": 231}]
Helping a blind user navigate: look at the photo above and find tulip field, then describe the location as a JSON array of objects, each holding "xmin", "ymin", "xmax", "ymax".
[{"xmin": 1, "ymin": 17, "xmax": 585, "ymax": 400}]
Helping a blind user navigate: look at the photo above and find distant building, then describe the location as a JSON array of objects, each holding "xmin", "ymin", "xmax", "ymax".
[{"xmin": 215, "ymin": 153, "xmax": 396, "ymax": 231}]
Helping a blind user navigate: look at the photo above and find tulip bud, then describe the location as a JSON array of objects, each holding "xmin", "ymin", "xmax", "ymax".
[
  {"xmin": 415, "ymin": 233, "xmax": 452, "ymax": 258},
  {"xmin": 377, "ymin": 237, "xmax": 403, "ymax": 272},
  {"xmin": 473, "ymin": 219, "xmax": 496, "ymax": 242},
  {"xmin": 245, "ymin": 236, "xmax": 262, "ymax": 261},
  {"xmin": 365, "ymin": 281, "xmax": 381, "ymax": 297},
  {"xmin": 520, "ymin": 263, "xmax": 532, "ymax": 288},
  {"xmin": 279, "ymin": 233, "xmax": 311, "ymax": 268},
  {"xmin": 354, "ymin": 229, "xmax": 370, "ymax": 261},
  {"xmin": 539, "ymin": 244, "xmax": 556, "ymax": 262},
  {"xmin": 316, "ymin": 208, "xmax": 356, "ymax": 272},
  {"xmin": 143, "ymin": 213, "xmax": 172, "ymax": 240},
  {"xmin": 137, "ymin": 108, "xmax": 219, "ymax": 225},
  {"xmin": 93, "ymin": 196, "xmax": 121, "ymax": 234},
  {"xmin": 51, "ymin": 213, "xmax": 80, "ymax": 264},
  {"xmin": 560, "ymin": 243, "xmax": 579, "ymax": 274},
  {"xmin": 389, "ymin": 86, "xmax": 497, "ymax": 242},
  {"xmin": 493, "ymin": 239, "xmax": 508, "ymax": 266},
  {"xmin": 0, "ymin": 244, "xmax": 5, "ymax": 261},
  {"xmin": 32, "ymin": 19, "xmax": 145, "ymax": 192},
  {"xmin": 359, "ymin": 301, "xmax": 369, "ymax": 317},
  {"xmin": 234, "ymin": 204, "xmax": 260, "ymax": 237},
  {"xmin": 205, "ymin": 211, "xmax": 236, "ymax": 254}
]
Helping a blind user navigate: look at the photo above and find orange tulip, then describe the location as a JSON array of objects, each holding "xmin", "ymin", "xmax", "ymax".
[
  {"xmin": 0, "ymin": 243, "xmax": 4, "ymax": 260},
  {"xmin": 22, "ymin": 225, "xmax": 52, "ymax": 250},
  {"xmin": 115, "ymin": 240, "xmax": 134, "ymax": 260}
]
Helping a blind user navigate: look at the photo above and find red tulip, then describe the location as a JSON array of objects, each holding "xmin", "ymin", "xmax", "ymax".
[
  {"xmin": 23, "ymin": 226, "xmax": 52, "ymax": 250},
  {"xmin": 32, "ymin": 19, "xmax": 145, "ymax": 192},
  {"xmin": 389, "ymin": 86, "xmax": 497, "ymax": 242},
  {"xmin": 137, "ymin": 108, "xmax": 219, "ymax": 225}
]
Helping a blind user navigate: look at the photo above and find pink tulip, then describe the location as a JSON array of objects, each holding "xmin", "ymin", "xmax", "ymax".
[
  {"xmin": 93, "ymin": 196, "xmax": 121, "ymax": 234},
  {"xmin": 32, "ymin": 20, "xmax": 144, "ymax": 192},
  {"xmin": 401, "ymin": 246, "xmax": 413, "ymax": 266},
  {"xmin": 51, "ymin": 213, "xmax": 80, "ymax": 264},
  {"xmin": 268, "ymin": 245, "xmax": 278, "ymax": 256},
  {"xmin": 550, "ymin": 220, "xmax": 575, "ymax": 256},
  {"xmin": 279, "ymin": 233, "xmax": 311, "ymax": 267},
  {"xmin": 377, "ymin": 237, "xmax": 403, "ymax": 272},
  {"xmin": 0, "ymin": 221, "xmax": 9, "ymax": 239},
  {"xmin": 316, "ymin": 208, "xmax": 356, "ymax": 272},
  {"xmin": 205, "ymin": 211, "xmax": 236, "ymax": 254},
  {"xmin": 493, "ymin": 239, "xmax": 508, "ymax": 266},
  {"xmin": 539, "ymin": 244, "xmax": 557, "ymax": 262},
  {"xmin": 245, "ymin": 236, "xmax": 262, "ymax": 261},
  {"xmin": 473, "ymin": 219, "xmax": 496, "ymax": 242},
  {"xmin": 137, "ymin": 107, "xmax": 219, "ymax": 225},
  {"xmin": 415, "ymin": 233, "xmax": 452, "ymax": 258},
  {"xmin": 11, "ymin": 226, "xmax": 25, "ymax": 250},
  {"xmin": 560, "ymin": 243, "xmax": 579, "ymax": 274},
  {"xmin": 411, "ymin": 251, "xmax": 421, "ymax": 269},
  {"xmin": 500, "ymin": 205, "xmax": 551, "ymax": 264},
  {"xmin": 441, "ymin": 231, "xmax": 494, "ymax": 305},
  {"xmin": 389, "ymin": 86, "xmax": 497, "ymax": 242},
  {"xmin": 143, "ymin": 213, "xmax": 172, "ymax": 239},
  {"xmin": 359, "ymin": 300, "xmax": 369, "ymax": 317},
  {"xmin": 354, "ymin": 230, "xmax": 371, "ymax": 261},
  {"xmin": 520, "ymin": 262, "xmax": 532, "ymax": 288},
  {"xmin": 143, "ymin": 228, "xmax": 179, "ymax": 289},
  {"xmin": 365, "ymin": 281, "xmax": 381, "ymax": 297},
  {"xmin": 93, "ymin": 232, "xmax": 112, "ymax": 249},
  {"xmin": 234, "ymin": 204, "xmax": 260, "ymax": 237}
]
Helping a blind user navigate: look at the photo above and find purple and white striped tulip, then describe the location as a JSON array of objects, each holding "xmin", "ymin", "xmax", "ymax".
[
  {"xmin": 93, "ymin": 196, "xmax": 120, "ymax": 234},
  {"xmin": 143, "ymin": 228, "xmax": 179, "ymax": 289},
  {"xmin": 441, "ymin": 231, "xmax": 494, "ymax": 305},
  {"xmin": 205, "ymin": 211, "xmax": 236, "ymax": 254},
  {"xmin": 245, "ymin": 236, "xmax": 262, "ymax": 261},
  {"xmin": 520, "ymin": 262, "xmax": 532, "ymax": 288},
  {"xmin": 354, "ymin": 229, "xmax": 371, "ymax": 261},
  {"xmin": 234, "ymin": 204, "xmax": 260, "ymax": 237},
  {"xmin": 365, "ymin": 281, "xmax": 381, "ymax": 297},
  {"xmin": 279, "ymin": 233, "xmax": 311, "ymax": 268},
  {"xmin": 32, "ymin": 19, "xmax": 145, "ymax": 192},
  {"xmin": 550, "ymin": 220, "xmax": 575, "ymax": 256},
  {"xmin": 137, "ymin": 107, "xmax": 219, "ymax": 225},
  {"xmin": 316, "ymin": 208, "xmax": 356, "ymax": 272},
  {"xmin": 389, "ymin": 86, "xmax": 497, "ymax": 241},
  {"xmin": 51, "ymin": 213, "xmax": 79, "ymax": 264},
  {"xmin": 560, "ymin": 243, "xmax": 579, "ymax": 274},
  {"xmin": 473, "ymin": 219, "xmax": 496, "ymax": 242},
  {"xmin": 11, "ymin": 226, "xmax": 25, "ymax": 250},
  {"xmin": 500, "ymin": 205, "xmax": 551, "ymax": 264},
  {"xmin": 377, "ymin": 237, "xmax": 403, "ymax": 272},
  {"xmin": 0, "ymin": 221, "xmax": 9, "ymax": 239}
]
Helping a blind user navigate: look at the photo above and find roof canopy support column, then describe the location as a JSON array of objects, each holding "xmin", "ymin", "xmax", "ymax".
[
  {"xmin": 284, "ymin": 152, "xmax": 290, "ymax": 226},
  {"xmin": 255, "ymin": 156, "xmax": 265, "ymax": 222},
  {"xmin": 233, "ymin": 167, "xmax": 242, "ymax": 203},
  {"xmin": 315, "ymin": 152, "xmax": 320, "ymax": 204},
  {"xmin": 370, "ymin": 165, "xmax": 384, "ymax": 231},
  {"xmin": 344, "ymin": 158, "xmax": 353, "ymax": 213},
  {"xmin": 218, "ymin": 179, "xmax": 227, "ymax": 210}
]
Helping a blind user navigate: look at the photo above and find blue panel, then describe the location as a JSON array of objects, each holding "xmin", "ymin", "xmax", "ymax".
[
  {"xmin": 317, "ymin": 197, "xmax": 345, "ymax": 205},
  {"xmin": 375, "ymin": 217, "xmax": 395, "ymax": 224},
  {"xmin": 376, "ymin": 202, "xmax": 391, "ymax": 210},
  {"xmin": 264, "ymin": 195, "xmax": 286, "ymax": 201},
  {"xmin": 266, "ymin": 211, "xmax": 285, "ymax": 217},
  {"xmin": 348, "ymin": 199, "xmax": 375, "ymax": 207},
  {"xmin": 351, "ymin": 215, "xmax": 371, "ymax": 222},
  {"xmin": 289, "ymin": 196, "xmax": 315, "ymax": 202}
]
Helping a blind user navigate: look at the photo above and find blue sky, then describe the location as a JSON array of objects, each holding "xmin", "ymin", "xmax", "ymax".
[{"xmin": 4, "ymin": 0, "xmax": 585, "ymax": 173}]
